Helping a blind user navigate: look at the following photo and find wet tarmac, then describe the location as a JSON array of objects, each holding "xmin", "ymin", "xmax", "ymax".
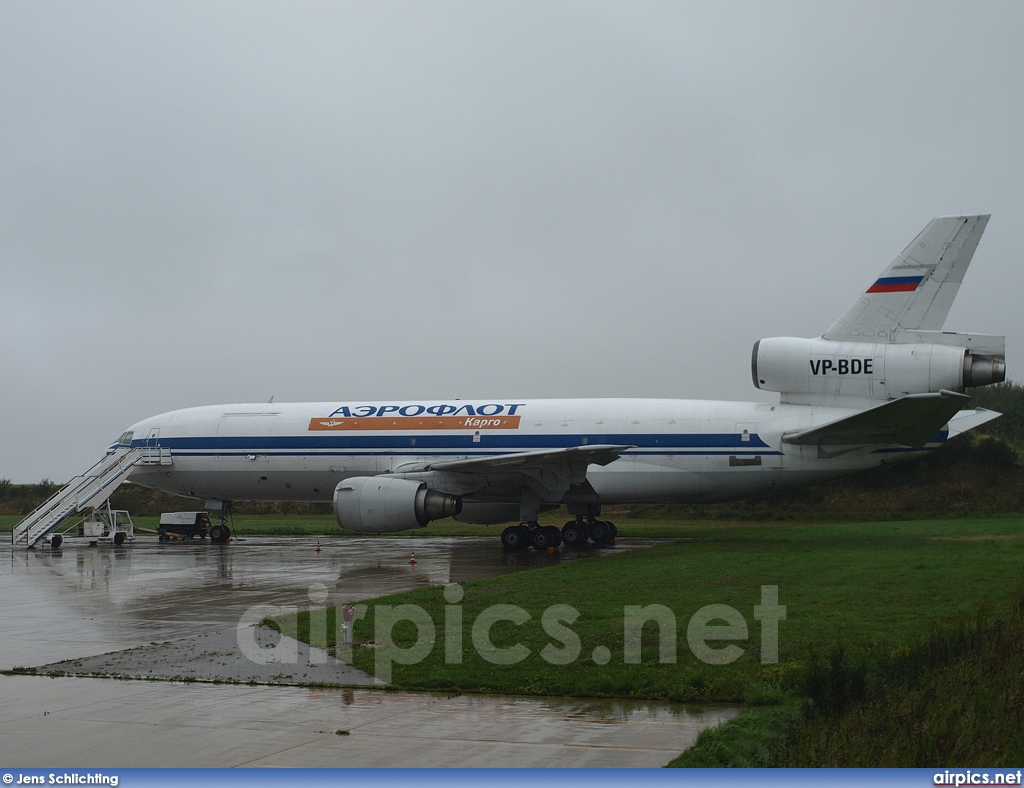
[
  {"xmin": 0, "ymin": 535, "xmax": 656, "ymax": 669},
  {"xmin": 0, "ymin": 535, "xmax": 738, "ymax": 766},
  {"xmin": 0, "ymin": 675, "xmax": 737, "ymax": 767}
]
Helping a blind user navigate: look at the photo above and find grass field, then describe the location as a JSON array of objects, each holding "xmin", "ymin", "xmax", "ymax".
[
  {"xmin": 672, "ymin": 600, "xmax": 1024, "ymax": 766},
  {"xmin": 264, "ymin": 514, "xmax": 1024, "ymax": 765},
  {"xmin": 773, "ymin": 612, "xmax": 1024, "ymax": 766},
  {"xmin": 272, "ymin": 516, "xmax": 1024, "ymax": 699}
]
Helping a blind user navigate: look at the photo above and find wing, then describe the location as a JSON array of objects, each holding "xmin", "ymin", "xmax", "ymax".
[
  {"xmin": 824, "ymin": 215, "xmax": 989, "ymax": 341},
  {"xmin": 782, "ymin": 390, "xmax": 971, "ymax": 447},
  {"xmin": 422, "ymin": 444, "xmax": 633, "ymax": 472},
  {"xmin": 389, "ymin": 445, "xmax": 634, "ymax": 506}
]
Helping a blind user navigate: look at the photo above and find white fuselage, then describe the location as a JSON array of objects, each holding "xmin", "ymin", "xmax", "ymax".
[{"xmin": 122, "ymin": 397, "xmax": 935, "ymax": 507}]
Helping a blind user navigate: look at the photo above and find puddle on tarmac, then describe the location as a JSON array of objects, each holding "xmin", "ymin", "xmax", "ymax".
[{"xmin": 0, "ymin": 535, "xmax": 662, "ymax": 668}]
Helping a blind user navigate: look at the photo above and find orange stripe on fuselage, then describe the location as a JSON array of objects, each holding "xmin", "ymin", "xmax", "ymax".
[{"xmin": 308, "ymin": 416, "xmax": 521, "ymax": 431}]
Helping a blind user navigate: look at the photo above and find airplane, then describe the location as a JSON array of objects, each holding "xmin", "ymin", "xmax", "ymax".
[{"xmin": 105, "ymin": 215, "xmax": 1007, "ymax": 550}]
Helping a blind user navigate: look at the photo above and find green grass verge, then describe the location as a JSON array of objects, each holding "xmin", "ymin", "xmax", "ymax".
[
  {"xmin": 275, "ymin": 516, "xmax": 1024, "ymax": 701},
  {"xmin": 667, "ymin": 697, "xmax": 805, "ymax": 767},
  {"xmin": 0, "ymin": 515, "xmax": 20, "ymax": 531},
  {"xmin": 765, "ymin": 610, "xmax": 1024, "ymax": 766},
  {"xmin": 669, "ymin": 608, "xmax": 1024, "ymax": 766},
  {"xmin": 268, "ymin": 515, "xmax": 1024, "ymax": 765}
]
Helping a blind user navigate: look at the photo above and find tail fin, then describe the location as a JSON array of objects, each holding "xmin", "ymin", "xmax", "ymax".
[{"xmin": 824, "ymin": 215, "xmax": 990, "ymax": 342}]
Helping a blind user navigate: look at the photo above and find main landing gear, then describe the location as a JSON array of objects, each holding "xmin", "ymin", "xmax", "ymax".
[{"xmin": 500, "ymin": 517, "xmax": 617, "ymax": 551}]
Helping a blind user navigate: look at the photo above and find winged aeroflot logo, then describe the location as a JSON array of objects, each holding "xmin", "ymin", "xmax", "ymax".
[{"xmin": 309, "ymin": 403, "xmax": 526, "ymax": 432}]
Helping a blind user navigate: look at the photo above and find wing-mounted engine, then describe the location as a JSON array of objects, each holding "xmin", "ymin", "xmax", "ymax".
[
  {"xmin": 752, "ymin": 334, "xmax": 1005, "ymax": 406},
  {"xmin": 377, "ymin": 444, "xmax": 633, "ymax": 527},
  {"xmin": 333, "ymin": 476, "xmax": 462, "ymax": 534}
]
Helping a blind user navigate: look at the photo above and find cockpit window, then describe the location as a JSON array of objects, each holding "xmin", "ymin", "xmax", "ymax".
[{"xmin": 118, "ymin": 431, "xmax": 134, "ymax": 446}]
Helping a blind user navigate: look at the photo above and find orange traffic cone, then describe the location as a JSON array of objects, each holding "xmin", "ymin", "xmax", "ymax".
[
  {"xmin": 315, "ymin": 540, "xmax": 322, "ymax": 554},
  {"xmin": 409, "ymin": 551, "xmax": 417, "ymax": 565}
]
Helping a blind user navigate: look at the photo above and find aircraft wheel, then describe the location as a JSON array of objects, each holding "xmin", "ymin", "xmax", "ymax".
[
  {"xmin": 544, "ymin": 525, "xmax": 562, "ymax": 548},
  {"xmin": 589, "ymin": 520, "xmax": 612, "ymax": 545},
  {"xmin": 531, "ymin": 526, "xmax": 553, "ymax": 550},
  {"xmin": 608, "ymin": 522, "xmax": 618, "ymax": 540},
  {"xmin": 501, "ymin": 525, "xmax": 529, "ymax": 551},
  {"xmin": 210, "ymin": 524, "xmax": 227, "ymax": 543},
  {"xmin": 561, "ymin": 522, "xmax": 586, "ymax": 547}
]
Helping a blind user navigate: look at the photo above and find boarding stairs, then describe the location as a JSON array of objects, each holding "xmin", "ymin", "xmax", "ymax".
[{"xmin": 11, "ymin": 445, "xmax": 168, "ymax": 548}]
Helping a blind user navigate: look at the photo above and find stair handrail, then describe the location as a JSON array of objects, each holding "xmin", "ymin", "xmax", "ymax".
[{"xmin": 11, "ymin": 447, "xmax": 141, "ymax": 547}]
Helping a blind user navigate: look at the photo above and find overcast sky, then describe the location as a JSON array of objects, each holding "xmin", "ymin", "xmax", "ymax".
[{"xmin": 1, "ymin": 1, "xmax": 1021, "ymax": 482}]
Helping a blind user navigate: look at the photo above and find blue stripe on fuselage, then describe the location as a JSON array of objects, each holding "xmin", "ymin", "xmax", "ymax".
[
  {"xmin": 132, "ymin": 432, "xmax": 772, "ymax": 453},
  {"xmin": 162, "ymin": 450, "xmax": 784, "ymax": 460}
]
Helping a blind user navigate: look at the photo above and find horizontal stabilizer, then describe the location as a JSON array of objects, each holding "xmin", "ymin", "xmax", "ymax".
[
  {"xmin": 946, "ymin": 407, "xmax": 1002, "ymax": 439},
  {"xmin": 782, "ymin": 391, "xmax": 971, "ymax": 447}
]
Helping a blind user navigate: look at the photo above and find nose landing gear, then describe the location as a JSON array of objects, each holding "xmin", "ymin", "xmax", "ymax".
[{"xmin": 209, "ymin": 523, "xmax": 231, "ymax": 543}]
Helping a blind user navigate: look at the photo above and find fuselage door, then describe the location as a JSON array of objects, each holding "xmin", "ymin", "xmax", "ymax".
[{"xmin": 216, "ymin": 413, "xmax": 279, "ymax": 461}]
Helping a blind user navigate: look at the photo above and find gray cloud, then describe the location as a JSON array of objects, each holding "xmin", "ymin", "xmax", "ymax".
[{"xmin": 2, "ymin": 1, "xmax": 1021, "ymax": 481}]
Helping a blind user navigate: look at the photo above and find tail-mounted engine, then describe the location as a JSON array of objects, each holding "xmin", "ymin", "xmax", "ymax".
[
  {"xmin": 752, "ymin": 333, "xmax": 1005, "ymax": 406},
  {"xmin": 333, "ymin": 476, "xmax": 462, "ymax": 534}
]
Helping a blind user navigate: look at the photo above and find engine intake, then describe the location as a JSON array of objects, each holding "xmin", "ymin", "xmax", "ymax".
[{"xmin": 333, "ymin": 476, "xmax": 462, "ymax": 534}]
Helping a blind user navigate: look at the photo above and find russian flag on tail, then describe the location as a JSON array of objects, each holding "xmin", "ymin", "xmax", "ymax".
[{"xmin": 866, "ymin": 275, "xmax": 924, "ymax": 293}]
